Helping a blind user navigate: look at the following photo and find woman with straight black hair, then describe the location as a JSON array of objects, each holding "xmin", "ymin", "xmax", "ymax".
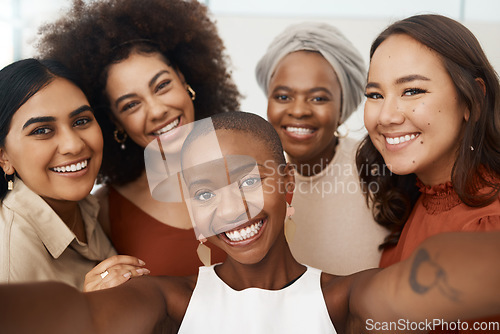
[{"xmin": 0, "ymin": 59, "xmax": 147, "ymax": 290}]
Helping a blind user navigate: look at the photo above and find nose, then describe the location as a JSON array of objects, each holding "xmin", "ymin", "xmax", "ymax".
[
  {"xmin": 287, "ymin": 98, "xmax": 313, "ymax": 119},
  {"xmin": 377, "ymin": 96, "xmax": 405, "ymax": 126},
  {"xmin": 146, "ymin": 96, "xmax": 168, "ymax": 121},
  {"xmin": 215, "ymin": 184, "xmax": 249, "ymax": 225},
  {"xmin": 58, "ymin": 128, "xmax": 85, "ymax": 155}
]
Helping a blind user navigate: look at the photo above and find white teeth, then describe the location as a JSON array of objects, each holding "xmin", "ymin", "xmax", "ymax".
[
  {"xmin": 52, "ymin": 160, "xmax": 88, "ymax": 173},
  {"xmin": 224, "ymin": 220, "xmax": 264, "ymax": 242},
  {"xmin": 154, "ymin": 118, "xmax": 180, "ymax": 136},
  {"xmin": 285, "ymin": 126, "xmax": 314, "ymax": 135},
  {"xmin": 386, "ymin": 133, "xmax": 419, "ymax": 145}
]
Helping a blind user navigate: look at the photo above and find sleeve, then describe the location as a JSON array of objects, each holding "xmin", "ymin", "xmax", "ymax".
[
  {"xmin": 0, "ymin": 209, "xmax": 14, "ymax": 283},
  {"xmin": 462, "ymin": 215, "xmax": 500, "ymax": 231}
]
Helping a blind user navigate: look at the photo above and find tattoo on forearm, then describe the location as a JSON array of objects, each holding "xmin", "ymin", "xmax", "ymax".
[{"xmin": 409, "ymin": 248, "xmax": 461, "ymax": 302}]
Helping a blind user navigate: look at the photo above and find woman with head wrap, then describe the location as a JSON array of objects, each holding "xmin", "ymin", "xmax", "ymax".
[{"xmin": 256, "ymin": 22, "xmax": 388, "ymax": 275}]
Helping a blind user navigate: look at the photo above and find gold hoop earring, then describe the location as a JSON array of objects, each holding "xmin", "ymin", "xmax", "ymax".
[
  {"xmin": 4, "ymin": 173, "xmax": 14, "ymax": 191},
  {"xmin": 113, "ymin": 129, "xmax": 128, "ymax": 150},
  {"xmin": 186, "ymin": 84, "xmax": 196, "ymax": 101}
]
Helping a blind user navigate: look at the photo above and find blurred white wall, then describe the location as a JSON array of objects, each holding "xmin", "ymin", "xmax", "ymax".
[{"xmin": 1, "ymin": 0, "xmax": 499, "ymax": 138}]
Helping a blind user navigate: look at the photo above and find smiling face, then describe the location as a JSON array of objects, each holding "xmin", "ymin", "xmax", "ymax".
[
  {"xmin": 364, "ymin": 34, "xmax": 468, "ymax": 185},
  {"xmin": 105, "ymin": 51, "xmax": 195, "ymax": 148},
  {"xmin": 0, "ymin": 78, "xmax": 103, "ymax": 205},
  {"xmin": 182, "ymin": 129, "xmax": 293, "ymax": 265},
  {"xmin": 267, "ymin": 51, "xmax": 342, "ymax": 171}
]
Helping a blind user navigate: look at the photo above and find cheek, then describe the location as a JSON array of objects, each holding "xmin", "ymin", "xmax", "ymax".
[
  {"xmin": 266, "ymin": 102, "xmax": 284, "ymax": 125},
  {"xmin": 363, "ymin": 107, "xmax": 377, "ymax": 132},
  {"xmin": 318, "ymin": 109, "xmax": 340, "ymax": 132},
  {"xmin": 88, "ymin": 128, "xmax": 104, "ymax": 155},
  {"xmin": 183, "ymin": 101, "xmax": 195, "ymax": 123},
  {"xmin": 120, "ymin": 113, "xmax": 146, "ymax": 136},
  {"xmin": 11, "ymin": 148, "xmax": 49, "ymax": 179}
]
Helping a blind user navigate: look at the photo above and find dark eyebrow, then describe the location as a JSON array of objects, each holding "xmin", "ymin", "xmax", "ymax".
[
  {"xmin": 309, "ymin": 87, "xmax": 332, "ymax": 96},
  {"xmin": 365, "ymin": 75, "xmax": 430, "ymax": 91},
  {"xmin": 22, "ymin": 105, "xmax": 92, "ymax": 130},
  {"xmin": 395, "ymin": 74, "xmax": 430, "ymax": 85},
  {"xmin": 186, "ymin": 162, "xmax": 263, "ymax": 190},
  {"xmin": 270, "ymin": 85, "xmax": 292, "ymax": 93},
  {"xmin": 228, "ymin": 163, "xmax": 262, "ymax": 179},
  {"xmin": 114, "ymin": 93, "xmax": 137, "ymax": 109},
  {"xmin": 148, "ymin": 70, "xmax": 170, "ymax": 89},
  {"xmin": 69, "ymin": 105, "xmax": 93, "ymax": 118},
  {"xmin": 365, "ymin": 82, "xmax": 380, "ymax": 90},
  {"xmin": 114, "ymin": 70, "xmax": 171, "ymax": 109},
  {"xmin": 22, "ymin": 116, "xmax": 56, "ymax": 130}
]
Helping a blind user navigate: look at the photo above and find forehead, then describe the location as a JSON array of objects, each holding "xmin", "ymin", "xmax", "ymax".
[
  {"xmin": 270, "ymin": 51, "xmax": 339, "ymax": 88},
  {"xmin": 183, "ymin": 129, "xmax": 275, "ymax": 170},
  {"xmin": 12, "ymin": 78, "xmax": 86, "ymax": 121},
  {"xmin": 106, "ymin": 52, "xmax": 175, "ymax": 87},
  {"xmin": 369, "ymin": 34, "xmax": 446, "ymax": 81}
]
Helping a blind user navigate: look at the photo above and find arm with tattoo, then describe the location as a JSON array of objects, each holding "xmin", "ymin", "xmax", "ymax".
[
  {"xmin": 409, "ymin": 248, "xmax": 461, "ymax": 302},
  {"xmin": 348, "ymin": 232, "xmax": 500, "ymax": 332}
]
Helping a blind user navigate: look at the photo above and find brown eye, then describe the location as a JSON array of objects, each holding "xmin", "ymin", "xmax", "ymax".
[
  {"xmin": 155, "ymin": 80, "xmax": 171, "ymax": 93},
  {"xmin": 30, "ymin": 127, "xmax": 52, "ymax": 136},
  {"xmin": 403, "ymin": 88, "xmax": 427, "ymax": 96}
]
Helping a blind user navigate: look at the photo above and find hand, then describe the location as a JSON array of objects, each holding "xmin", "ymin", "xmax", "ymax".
[{"xmin": 84, "ymin": 255, "xmax": 150, "ymax": 292}]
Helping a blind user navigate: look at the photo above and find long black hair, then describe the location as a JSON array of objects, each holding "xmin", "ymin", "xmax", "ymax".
[
  {"xmin": 356, "ymin": 14, "xmax": 500, "ymax": 248},
  {"xmin": 0, "ymin": 58, "xmax": 85, "ymax": 199}
]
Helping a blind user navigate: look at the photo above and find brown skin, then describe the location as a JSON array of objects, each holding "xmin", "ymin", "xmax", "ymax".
[
  {"xmin": 1, "ymin": 130, "xmax": 500, "ymax": 333},
  {"xmin": 267, "ymin": 51, "xmax": 342, "ymax": 176}
]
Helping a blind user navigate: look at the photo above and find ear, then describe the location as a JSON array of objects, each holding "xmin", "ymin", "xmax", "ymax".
[
  {"xmin": 475, "ymin": 77, "xmax": 487, "ymax": 97},
  {"xmin": 0, "ymin": 148, "xmax": 15, "ymax": 175},
  {"xmin": 463, "ymin": 107, "xmax": 471, "ymax": 122},
  {"xmin": 464, "ymin": 78, "xmax": 487, "ymax": 123}
]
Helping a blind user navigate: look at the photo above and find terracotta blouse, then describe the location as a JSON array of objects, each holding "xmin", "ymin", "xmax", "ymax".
[
  {"xmin": 108, "ymin": 187, "xmax": 226, "ymax": 276},
  {"xmin": 380, "ymin": 180, "xmax": 500, "ymax": 334},
  {"xmin": 380, "ymin": 180, "xmax": 500, "ymax": 268}
]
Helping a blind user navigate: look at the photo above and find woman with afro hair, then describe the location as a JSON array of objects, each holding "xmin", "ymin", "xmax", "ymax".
[{"xmin": 37, "ymin": 0, "xmax": 240, "ymax": 289}]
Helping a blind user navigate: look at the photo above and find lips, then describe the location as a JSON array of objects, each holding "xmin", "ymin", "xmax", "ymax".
[
  {"xmin": 224, "ymin": 219, "xmax": 264, "ymax": 242},
  {"xmin": 50, "ymin": 159, "xmax": 88, "ymax": 173},
  {"xmin": 385, "ymin": 133, "xmax": 420, "ymax": 145},
  {"xmin": 281, "ymin": 125, "xmax": 317, "ymax": 140},
  {"xmin": 215, "ymin": 217, "xmax": 267, "ymax": 246},
  {"xmin": 284, "ymin": 126, "xmax": 315, "ymax": 135},
  {"xmin": 152, "ymin": 117, "xmax": 180, "ymax": 136}
]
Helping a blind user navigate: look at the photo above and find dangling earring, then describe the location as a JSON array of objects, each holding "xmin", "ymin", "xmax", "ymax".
[
  {"xmin": 334, "ymin": 124, "xmax": 349, "ymax": 138},
  {"xmin": 186, "ymin": 84, "xmax": 196, "ymax": 101},
  {"xmin": 284, "ymin": 202, "xmax": 296, "ymax": 243},
  {"xmin": 113, "ymin": 129, "xmax": 128, "ymax": 150},
  {"xmin": 196, "ymin": 234, "xmax": 211, "ymax": 266},
  {"xmin": 4, "ymin": 173, "xmax": 14, "ymax": 191}
]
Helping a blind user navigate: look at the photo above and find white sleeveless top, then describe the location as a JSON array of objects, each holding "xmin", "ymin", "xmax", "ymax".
[{"xmin": 178, "ymin": 265, "xmax": 337, "ymax": 333}]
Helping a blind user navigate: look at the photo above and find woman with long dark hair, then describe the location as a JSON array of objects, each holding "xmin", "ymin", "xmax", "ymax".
[
  {"xmin": 0, "ymin": 59, "xmax": 142, "ymax": 290},
  {"xmin": 357, "ymin": 14, "xmax": 500, "ymax": 333},
  {"xmin": 37, "ymin": 0, "xmax": 240, "ymax": 283}
]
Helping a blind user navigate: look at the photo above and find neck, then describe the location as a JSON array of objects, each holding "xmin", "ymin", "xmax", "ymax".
[
  {"xmin": 216, "ymin": 234, "xmax": 305, "ymax": 291},
  {"xmin": 44, "ymin": 199, "xmax": 86, "ymax": 243},
  {"xmin": 288, "ymin": 138, "xmax": 338, "ymax": 177}
]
